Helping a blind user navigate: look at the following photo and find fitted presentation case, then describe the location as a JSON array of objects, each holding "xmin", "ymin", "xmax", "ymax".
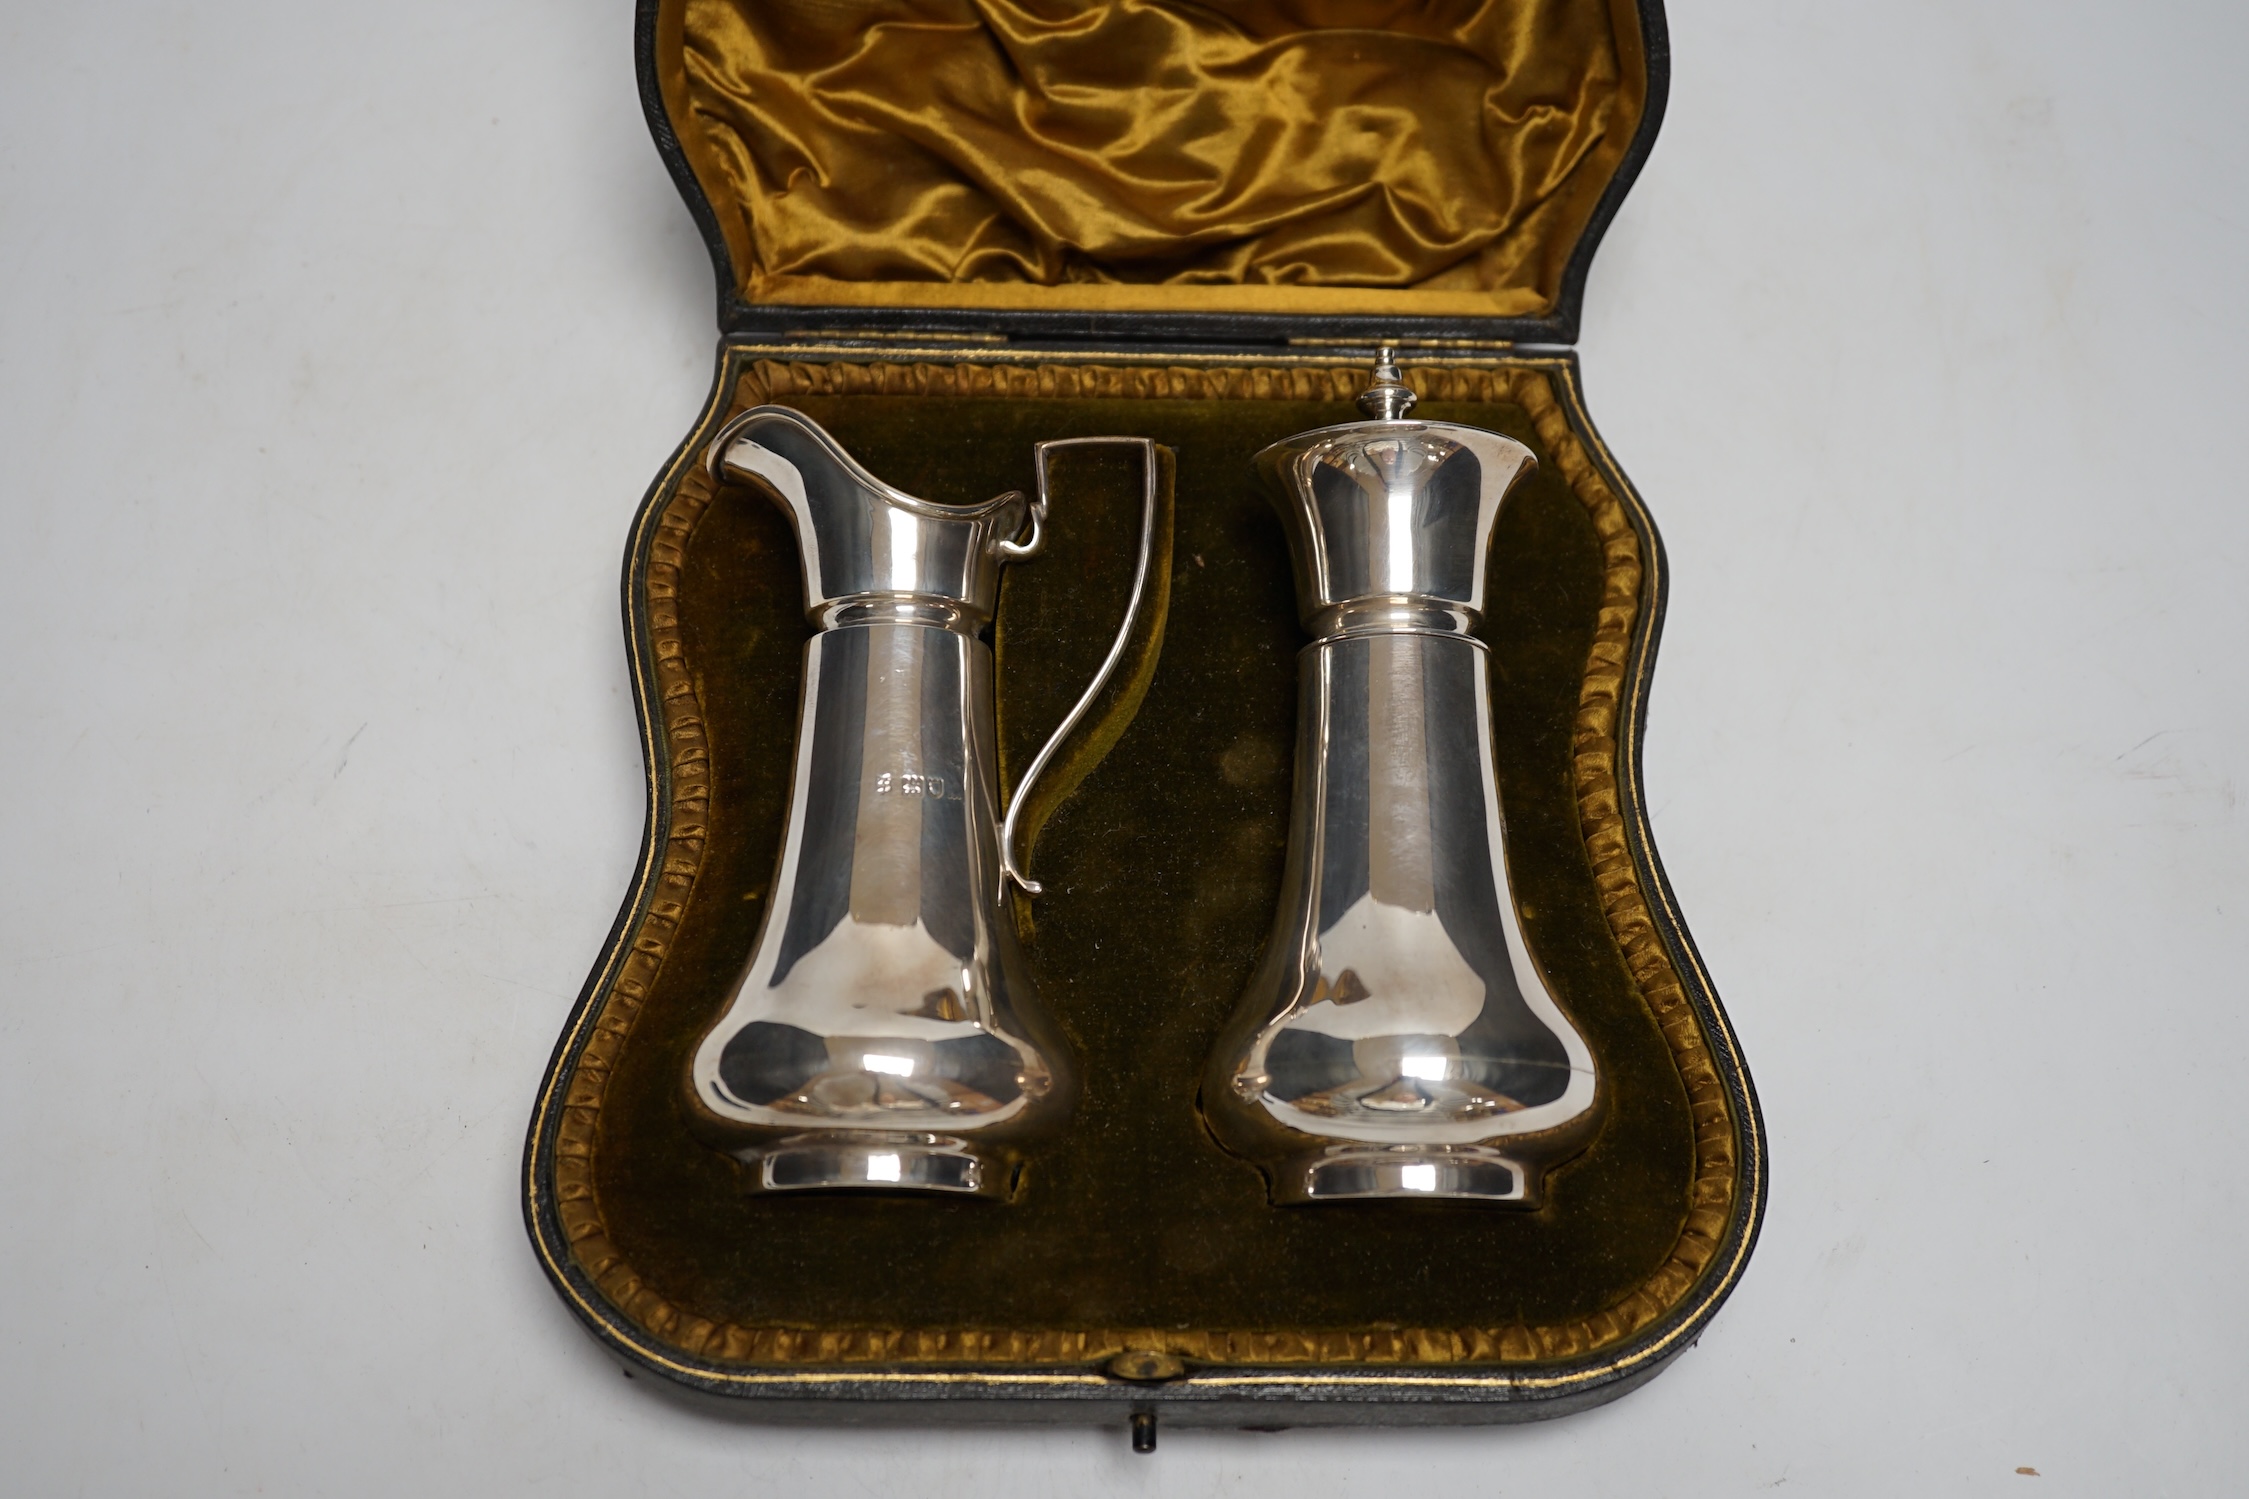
[{"xmin": 525, "ymin": 0, "xmax": 1764, "ymax": 1438}]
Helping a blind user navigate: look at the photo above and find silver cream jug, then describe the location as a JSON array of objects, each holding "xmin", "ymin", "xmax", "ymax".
[
  {"xmin": 1203, "ymin": 354, "xmax": 1601, "ymax": 1205},
  {"xmin": 687, "ymin": 408, "xmax": 1160, "ymax": 1198}
]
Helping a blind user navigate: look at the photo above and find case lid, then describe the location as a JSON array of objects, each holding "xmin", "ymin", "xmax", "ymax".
[{"xmin": 641, "ymin": 0, "xmax": 1667, "ymax": 345}]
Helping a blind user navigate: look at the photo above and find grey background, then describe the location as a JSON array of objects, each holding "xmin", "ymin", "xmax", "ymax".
[{"xmin": 3, "ymin": 1, "xmax": 2243, "ymax": 1493}]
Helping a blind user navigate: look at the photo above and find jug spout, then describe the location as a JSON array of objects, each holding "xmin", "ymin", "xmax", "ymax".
[
  {"xmin": 1204, "ymin": 353, "xmax": 1601, "ymax": 1206},
  {"xmin": 706, "ymin": 406, "xmax": 1036, "ymax": 628}
]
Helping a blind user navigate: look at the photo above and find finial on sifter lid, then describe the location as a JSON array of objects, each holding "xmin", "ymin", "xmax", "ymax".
[{"xmin": 1355, "ymin": 346, "xmax": 1419, "ymax": 420}]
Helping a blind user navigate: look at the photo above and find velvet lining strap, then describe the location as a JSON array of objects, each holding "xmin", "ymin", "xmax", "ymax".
[{"xmin": 665, "ymin": 0, "xmax": 1646, "ymax": 317}]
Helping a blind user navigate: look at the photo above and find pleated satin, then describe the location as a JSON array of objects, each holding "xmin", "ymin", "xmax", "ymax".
[{"xmin": 662, "ymin": 0, "xmax": 1645, "ymax": 317}]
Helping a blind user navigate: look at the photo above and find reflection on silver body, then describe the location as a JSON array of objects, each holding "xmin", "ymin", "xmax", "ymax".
[
  {"xmin": 1204, "ymin": 354, "xmax": 1601, "ymax": 1205},
  {"xmin": 688, "ymin": 408, "xmax": 1159, "ymax": 1197}
]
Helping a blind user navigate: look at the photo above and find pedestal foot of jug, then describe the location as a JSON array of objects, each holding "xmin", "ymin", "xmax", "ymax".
[{"xmin": 742, "ymin": 1135, "xmax": 1011, "ymax": 1198}]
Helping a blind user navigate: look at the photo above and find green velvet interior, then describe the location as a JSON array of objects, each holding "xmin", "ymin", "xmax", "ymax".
[{"xmin": 589, "ymin": 388, "xmax": 1695, "ymax": 1349}]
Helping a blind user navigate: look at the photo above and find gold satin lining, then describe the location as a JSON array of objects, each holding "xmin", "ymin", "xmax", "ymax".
[{"xmin": 662, "ymin": 0, "xmax": 1645, "ymax": 318}]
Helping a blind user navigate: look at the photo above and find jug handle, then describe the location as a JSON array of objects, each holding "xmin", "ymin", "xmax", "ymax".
[
  {"xmin": 992, "ymin": 487, "xmax": 1044, "ymax": 561},
  {"xmin": 999, "ymin": 436, "xmax": 1162, "ymax": 899}
]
